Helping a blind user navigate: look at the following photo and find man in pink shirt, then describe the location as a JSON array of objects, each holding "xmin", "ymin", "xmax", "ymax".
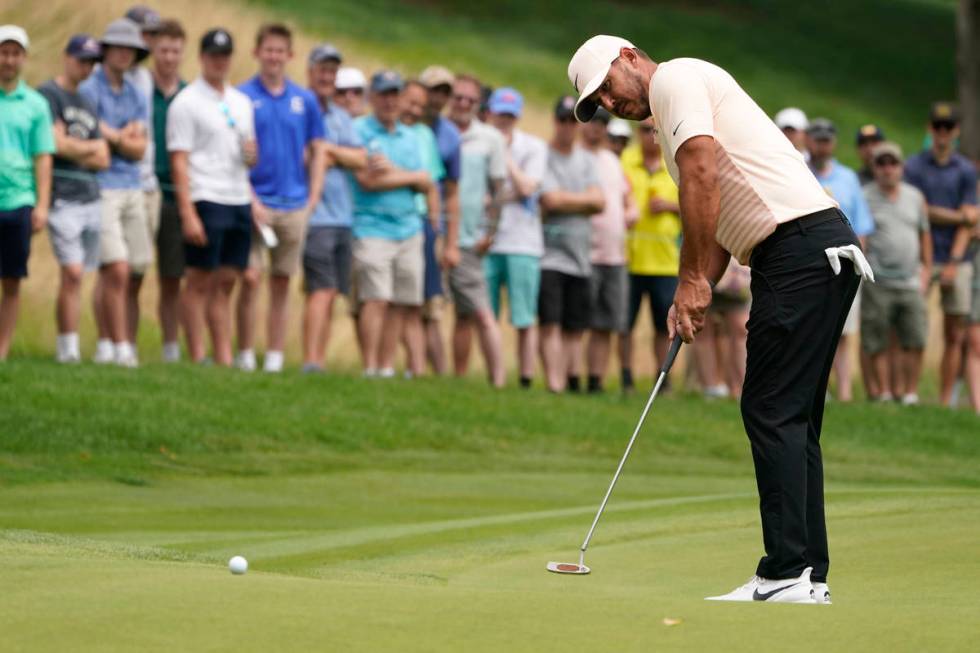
[{"xmin": 580, "ymin": 107, "xmax": 637, "ymax": 393}]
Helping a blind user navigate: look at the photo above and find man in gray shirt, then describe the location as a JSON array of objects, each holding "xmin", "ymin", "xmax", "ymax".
[
  {"xmin": 538, "ymin": 96, "xmax": 604, "ymax": 393},
  {"xmin": 861, "ymin": 142, "xmax": 932, "ymax": 405}
]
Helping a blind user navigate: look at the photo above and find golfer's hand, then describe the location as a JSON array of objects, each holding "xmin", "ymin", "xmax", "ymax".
[
  {"xmin": 30, "ymin": 205, "xmax": 48, "ymax": 233},
  {"xmin": 668, "ymin": 276, "xmax": 712, "ymax": 344},
  {"xmin": 183, "ymin": 214, "xmax": 207, "ymax": 247}
]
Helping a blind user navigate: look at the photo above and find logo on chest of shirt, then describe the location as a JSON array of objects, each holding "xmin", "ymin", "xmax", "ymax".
[{"xmin": 290, "ymin": 96, "xmax": 305, "ymax": 115}]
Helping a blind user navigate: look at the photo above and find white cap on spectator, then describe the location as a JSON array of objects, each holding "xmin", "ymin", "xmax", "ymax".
[
  {"xmin": 0, "ymin": 25, "xmax": 29, "ymax": 50},
  {"xmin": 774, "ymin": 107, "xmax": 808, "ymax": 131},
  {"xmin": 336, "ymin": 67, "xmax": 367, "ymax": 91},
  {"xmin": 607, "ymin": 118, "xmax": 633, "ymax": 139}
]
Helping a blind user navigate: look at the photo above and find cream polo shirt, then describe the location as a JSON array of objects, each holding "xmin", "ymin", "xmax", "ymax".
[{"xmin": 649, "ymin": 58, "xmax": 836, "ymax": 264}]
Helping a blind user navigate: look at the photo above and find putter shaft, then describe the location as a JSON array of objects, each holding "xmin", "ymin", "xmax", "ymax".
[{"xmin": 579, "ymin": 337, "xmax": 682, "ymax": 557}]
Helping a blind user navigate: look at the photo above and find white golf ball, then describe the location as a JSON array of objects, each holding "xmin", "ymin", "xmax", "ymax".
[{"xmin": 229, "ymin": 555, "xmax": 248, "ymax": 575}]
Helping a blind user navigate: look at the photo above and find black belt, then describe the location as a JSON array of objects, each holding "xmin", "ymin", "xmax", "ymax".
[{"xmin": 751, "ymin": 207, "xmax": 847, "ymax": 267}]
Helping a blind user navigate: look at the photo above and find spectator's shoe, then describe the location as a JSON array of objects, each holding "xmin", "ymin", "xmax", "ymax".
[
  {"xmin": 703, "ymin": 383, "xmax": 730, "ymax": 399},
  {"xmin": 901, "ymin": 393, "xmax": 919, "ymax": 406},
  {"xmin": 114, "ymin": 343, "xmax": 139, "ymax": 369},
  {"xmin": 235, "ymin": 350, "xmax": 256, "ymax": 372},
  {"xmin": 871, "ymin": 392, "xmax": 894, "ymax": 403},
  {"xmin": 363, "ymin": 368, "xmax": 379, "ymax": 379},
  {"xmin": 162, "ymin": 342, "xmax": 181, "ymax": 363},
  {"xmin": 56, "ymin": 350, "xmax": 81, "ymax": 364},
  {"xmin": 93, "ymin": 339, "xmax": 115, "ymax": 365},
  {"xmin": 302, "ymin": 363, "xmax": 324, "ymax": 375},
  {"xmin": 705, "ymin": 566, "xmax": 815, "ymax": 603},
  {"xmin": 263, "ymin": 351, "xmax": 284, "ymax": 373},
  {"xmin": 378, "ymin": 367, "xmax": 396, "ymax": 379},
  {"xmin": 812, "ymin": 582, "xmax": 832, "ymax": 604}
]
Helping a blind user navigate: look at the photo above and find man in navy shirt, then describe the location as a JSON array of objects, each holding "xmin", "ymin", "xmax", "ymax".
[
  {"xmin": 237, "ymin": 23, "xmax": 326, "ymax": 373},
  {"xmin": 904, "ymin": 102, "xmax": 978, "ymax": 406}
]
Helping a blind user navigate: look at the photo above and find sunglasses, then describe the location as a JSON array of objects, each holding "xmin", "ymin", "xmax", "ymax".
[
  {"xmin": 931, "ymin": 120, "xmax": 956, "ymax": 131},
  {"xmin": 340, "ymin": 88, "xmax": 364, "ymax": 96},
  {"xmin": 874, "ymin": 157, "xmax": 901, "ymax": 168},
  {"xmin": 452, "ymin": 94, "xmax": 480, "ymax": 105}
]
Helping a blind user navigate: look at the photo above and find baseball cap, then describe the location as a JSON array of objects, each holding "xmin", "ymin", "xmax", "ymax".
[
  {"xmin": 555, "ymin": 95, "xmax": 577, "ymax": 120},
  {"xmin": 929, "ymin": 102, "xmax": 959, "ymax": 124},
  {"xmin": 607, "ymin": 117, "xmax": 633, "ymax": 139},
  {"xmin": 806, "ymin": 118, "xmax": 836, "ymax": 140},
  {"xmin": 100, "ymin": 18, "xmax": 149, "ymax": 61},
  {"xmin": 65, "ymin": 34, "xmax": 102, "ymax": 61},
  {"xmin": 419, "ymin": 65, "xmax": 454, "ymax": 89},
  {"xmin": 871, "ymin": 141, "xmax": 903, "ymax": 163},
  {"xmin": 488, "ymin": 87, "xmax": 523, "ymax": 117},
  {"xmin": 371, "ymin": 70, "xmax": 404, "ymax": 94},
  {"xmin": 336, "ymin": 67, "xmax": 366, "ymax": 91},
  {"xmin": 124, "ymin": 5, "xmax": 162, "ymax": 33},
  {"xmin": 200, "ymin": 28, "xmax": 233, "ymax": 55},
  {"xmin": 567, "ymin": 34, "xmax": 637, "ymax": 123},
  {"xmin": 308, "ymin": 43, "xmax": 342, "ymax": 65},
  {"xmin": 0, "ymin": 24, "xmax": 29, "ymax": 50},
  {"xmin": 855, "ymin": 123, "xmax": 885, "ymax": 146},
  {"xmin": 774, "ymin": 107, "xmax": 808, "ymax": 131}
]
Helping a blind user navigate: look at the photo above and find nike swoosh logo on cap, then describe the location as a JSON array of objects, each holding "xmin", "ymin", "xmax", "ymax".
[
  {"xmin": 752, "ymin": 582, "xmax": 802, "ymax": 601},
  {"xmin": 574, "ymin": 74, "xmax": 580, "ymax": 92},
  {"xmin": 672, "ymin": 120, "xmax": 684, "ymax": 136}
]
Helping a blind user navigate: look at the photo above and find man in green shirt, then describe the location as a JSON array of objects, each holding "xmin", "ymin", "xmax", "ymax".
[{"xmin": 0, "ymin": 25, "xmax": 55, "ymax": 360}]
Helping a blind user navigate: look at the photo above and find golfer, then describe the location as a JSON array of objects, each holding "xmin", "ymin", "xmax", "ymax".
[{"xmin": 567, "ymin": 36, "xmax": 873, "ymax": 604}]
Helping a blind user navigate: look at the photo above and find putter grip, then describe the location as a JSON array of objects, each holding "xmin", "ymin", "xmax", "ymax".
[{"xmin": 659, "ymin": 336, "xmax": 683, "ymax": 374}]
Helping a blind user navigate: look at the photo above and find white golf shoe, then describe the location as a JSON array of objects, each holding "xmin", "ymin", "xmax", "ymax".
[
  {"xmin": 812, "ymin": 582, "xmax": 832, "ymax": 604},
  {"xmin": 705, "ymin": 566, "xmax": 816, "ymax": 603}
]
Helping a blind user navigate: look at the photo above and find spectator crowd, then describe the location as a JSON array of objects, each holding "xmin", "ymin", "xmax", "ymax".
[{"xmin": 0, "ymin": 9, "xmax": 978, "ymax": 414}]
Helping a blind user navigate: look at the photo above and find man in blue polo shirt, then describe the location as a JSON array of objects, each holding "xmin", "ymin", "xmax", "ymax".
[
  {"xmin": 80, "ymin": 18, "xmax": 150, "ymax": 367},
  {"xmin": 0, "ymin": 25, "xmax": 55, "ymax": 361},
  {"xmin": 904, "ymin": 102, "xmax": 979, "ymax": 407},
  {"xmin": 237, "ymin": 23, "xmax": 326, "ymax": 373},
  {"xmin": 807, "ymin": 118, "xmax": 874, "ymax": 402},
  {"xmin": 301, "ymin": 43, "xmax": 367, "ymax": 373},
  {"xmin": 351, "ymin": 70, "xmax": 437, "ymax": 378}
]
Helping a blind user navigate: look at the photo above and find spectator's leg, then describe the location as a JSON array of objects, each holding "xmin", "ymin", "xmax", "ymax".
[
  {"xmin": 359, "ymin": 300, "xmax": 387, "ymax": 371},
  {"xmin": 303, "ymin": 289, "xmax": 336, "ymax": 368},
  {"xmin": 207, "ymin": 266, "xmax": 239, "ymax": 367},
  {"xmin": 518, "ymin": 326, "xmax": 537, "ymax": 384},
  {"xmin": 0, "ymin": 278, "xmax": 21, "ymax": 360},
  {"xmin": 266, "ymin": 275, "xmax": 291, "ymax": 355},
  {"xmin": 651, "ymin": 276, "xmax": 677, "ymax": 374},
  {"xmin": 453, "ymin": 316, "xmax": 474, "ymax": 376},
  {"xmin": 379, "ymin": 303, "xmax": 406, "ymax": 371},
  {"xmin": 475, "ymin": 308, "xmax": 505, "ymax": 387},
  {"xmin": 966, "ymin": 324, "xmax": 980, "ymax": 414},
  {"xmin": 159, "ymin": 277, "xmax": 182, "ymax": 354},
  {"xmin": 940, "ymin": 314, "xmax": 967, "ymax": 406},
  {"xmin": 587, "ymin": 329, "xmax": 612, "ymax": 386},
  {"xmin": 691, "ymin": 314, "xmax": 720, "ymax": 392},
  {"xmin": 93, "ymin": 274, "xmax": 109, "ymax": 341},
  {"xmin": 403, "ymin": 306, "xmax": 426, "ymax": 377},
  {"xmin": 182, "ymin": 268, "xmax": 210, "ymax": 363},
  {"xmin": 102, "ymin": 261, "xmax": 130, "ymax": 346},
  {"xmin": 237, "ymin": 267, "xmax": 261, "ymax": 355},
  {"xmin": 424, "ymin": 313, "xmax": 447, "ymax": 375},
  {"xmin": 57, "ymin": 264, "xmax": 84, "ymax": 337},
  {"xmin": 127, "ymin": 274, "xmax": 143, "ymax": 345},
  {"xmin": 563, "ymin": 329, "xmax": 585, "ymax": 388},
  {"xmin": 539, "ymin": 323, "xmax": 564, "ymax": 392},
  {"xmin": 833, "ymin": 336, "xmax": 853, "ymax": 402}
]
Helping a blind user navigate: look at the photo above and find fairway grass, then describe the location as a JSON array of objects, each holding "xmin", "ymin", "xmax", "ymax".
[{"xmin": 2, "ymin": 361, "xmax": 979, "ymax": 651}]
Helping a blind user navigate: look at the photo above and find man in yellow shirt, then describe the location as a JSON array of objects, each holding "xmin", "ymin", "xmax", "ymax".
[{"xmin": 619, "ymin": 116, "xmax": 681, "ymax": 391}]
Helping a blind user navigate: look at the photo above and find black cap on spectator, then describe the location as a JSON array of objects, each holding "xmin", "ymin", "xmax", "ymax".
[
  {"xmin": 855, "ymin": 124, "xmax": 884, "ymax": 146},
  {"xmin": 308, "ymin": 43, "xmax": 342, "ymax": 65},
  {"xmin": 806, "ymin": 118, "xmax": 836, "ymax": 140},
  {"xmin": 554, "ymin": 95, "xmax": 577, "ymax": 120},
  {"xmin": 591, "ymin": 107, "xmax": 612, "ymax": 124},
  {"xmin": 929, "ymin": 102, "xmax": 959, "ymax": 125},
  {"xmin": 125, "ymin": 5, "xmax": 162, "ymax": 33},
  {"xmin": 370, "ymin": 70, "xmax": 404, "ymax": 93},
  {"xmin": 201, "ymin": 28, "xmax": 233, "ymax": 55},
  {"xmin": 65, "ymin": 34, "xmax": 102, "ymax": 61}
]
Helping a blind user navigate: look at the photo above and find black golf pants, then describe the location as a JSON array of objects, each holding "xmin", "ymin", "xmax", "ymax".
[{"xmin": 740, "ymin": 208, "xmax": 860, "ymax": 584}]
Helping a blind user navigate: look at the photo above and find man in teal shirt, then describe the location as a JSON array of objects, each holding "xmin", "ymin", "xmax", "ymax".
[
  {"xmin": 0, "ymin": 25, "xmax": 55, "ymax": 360},
  {"xmin": 351, "ymin": 70, "xmax": 439, "ymax": 378}
]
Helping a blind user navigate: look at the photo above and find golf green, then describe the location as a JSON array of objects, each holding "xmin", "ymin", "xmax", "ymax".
[{"xmin": 1, "ymin": 362, "xmax": 978, "ymax": 651}]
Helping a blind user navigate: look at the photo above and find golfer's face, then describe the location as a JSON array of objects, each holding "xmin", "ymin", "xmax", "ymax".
[{"xmin": 592, "ymin": 60, "xmax": 647, "ymax": 120}]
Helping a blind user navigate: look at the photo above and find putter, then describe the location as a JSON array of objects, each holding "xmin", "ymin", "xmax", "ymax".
[{"xmin": 547, "ymin": 335, "xmax": 683, "ymax": 575}]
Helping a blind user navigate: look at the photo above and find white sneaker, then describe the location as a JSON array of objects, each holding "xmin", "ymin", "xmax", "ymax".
[
  {"xmin": 901, "ymin": 393, "xmax": 919, "ymax": 406},
  {"xmin": 703, "ymin": 383, "xmax": 730, "ymax": 399},
  {"xmin": 378, "ymin": 367, "xmax": 396, "ymax": 379},
  {"xmin": 363, "ymin": 368, "xmax": 379, "ymax": 378},
  {"xmin": 263, "ymin": 350, "xmax": 284, "ymax": 373},
  {"xmin": 812, "ymin": 581, "xmax": 832, "ymax": 604},
  {"xmin": 162, "ymin": 342, "xmax": 181, "ymax": 363},
  {"xmin": 114, "ymin": 342, "xmax": 139, "ymax": 368},
  {"xmin": 706, "ymin": 566, "xmax": 815, "ymax": 603},
  {"xmin": 235, "ymin": 350, "xmax": 256, "ymax": 372},
  {"xmin": 93, "ymin": 339, "xmax": 115, "ymax": 364}
]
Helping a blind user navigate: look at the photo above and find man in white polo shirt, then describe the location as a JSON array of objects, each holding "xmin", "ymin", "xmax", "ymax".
[
  {"xmin": 167, "ymin": 28, "xmax": 256, "ymax": 366},
  {"xmin": 568, "ymin": 35, "xmax": 873, "ymax": 604}
]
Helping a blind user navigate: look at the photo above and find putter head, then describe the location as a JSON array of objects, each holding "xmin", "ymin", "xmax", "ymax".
[{"xmin": 546, "ymin": 561, "xmax": 591, "ymax": 575}]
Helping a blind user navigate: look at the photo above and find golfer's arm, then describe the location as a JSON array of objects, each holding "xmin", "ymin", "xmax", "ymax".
[{"xmin": 676, "ymin": 135, "xmax": 728, "ymax": 285}]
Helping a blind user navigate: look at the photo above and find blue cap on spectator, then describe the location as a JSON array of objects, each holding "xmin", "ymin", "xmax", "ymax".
[
  {"xmin": 65, "ymin": 34, "xmax": 102, "ymax": 61},
  {"xmin": 308, "ymin": 43, "xmax": 342, "ymax": 65},
  {"xmin": 370, "ymin": 70, "xmax": 404, "ymax": 94},
  {"xmin": 488, "ymin": 87, "xmax": 523, "ymax": 117},
  {"xmin": 124, "ymin": 5, "xmax": 162, "ymax": 33}
]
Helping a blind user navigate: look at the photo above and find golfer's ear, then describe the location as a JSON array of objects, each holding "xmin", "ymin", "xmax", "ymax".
[{"xmin": 620, "ymin": 47, "xmax": 635, "ymax": 63}]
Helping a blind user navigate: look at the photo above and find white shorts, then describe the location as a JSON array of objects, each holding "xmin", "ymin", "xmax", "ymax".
[{"xmin": 48, "ymin": 199, "xmax": 101, "ymax": 269}]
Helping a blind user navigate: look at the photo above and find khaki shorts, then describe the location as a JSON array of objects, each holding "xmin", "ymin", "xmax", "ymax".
[
  {"xmin": 352, "ymin": 233, "xmax": 424, "ymax": 306},
  {"xmin": 972, "ymin": 249, "xmax": 980, "ymax": 324},
  {"xmin": 932, "ymin": 262, "xmax": 973, "ymax": 317},
  {"xmin": 422, "ymin": 294, "xmax": 444, "ymax": 321},
  {"xmin": 100, "ymin": 189, "xmax": 153, "ymax": 273},
  {"xmin": 249, "ymin": 207, "xmax": 308, "ymax": 277},
  {"xmin": 860, "ymin": 282, "xmax": 927, "ymax": 353},
  {"xmin": 143, "ymin": 188, "xmax": 162, "ymax": 240},
  {"xmin": 448, "ymin": 247, "xmax": 491, "ymax": 317}
]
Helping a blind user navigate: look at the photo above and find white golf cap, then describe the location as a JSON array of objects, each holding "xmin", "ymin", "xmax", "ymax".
[
  {"xmin": 774, "ymin": 107, "xmax": 808, "ymax": 131},
  {"xmin": 0, "ymin": 24, "xmax": 29, "ymax": 50},
  {"xmin": 567, "ymin": 34, "xmax": 636, "ymax": 123},
  {"xmin": 336, "ymin": 66, "xmax": 367, "ymax": 91},
  {"xmin": 607, "ymin": 117, "xmax": 633, "ymax": 139}
]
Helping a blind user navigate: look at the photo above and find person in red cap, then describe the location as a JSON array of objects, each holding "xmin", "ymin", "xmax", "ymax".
[{"xmin": 567, "ymin": 34, "xmax": 875, "ymax": 603}]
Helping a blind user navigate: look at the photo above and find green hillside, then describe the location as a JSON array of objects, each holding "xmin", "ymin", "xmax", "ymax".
[{"xmin": 249, "ymin": 0, "xmax": 959, "ymax": 165}]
